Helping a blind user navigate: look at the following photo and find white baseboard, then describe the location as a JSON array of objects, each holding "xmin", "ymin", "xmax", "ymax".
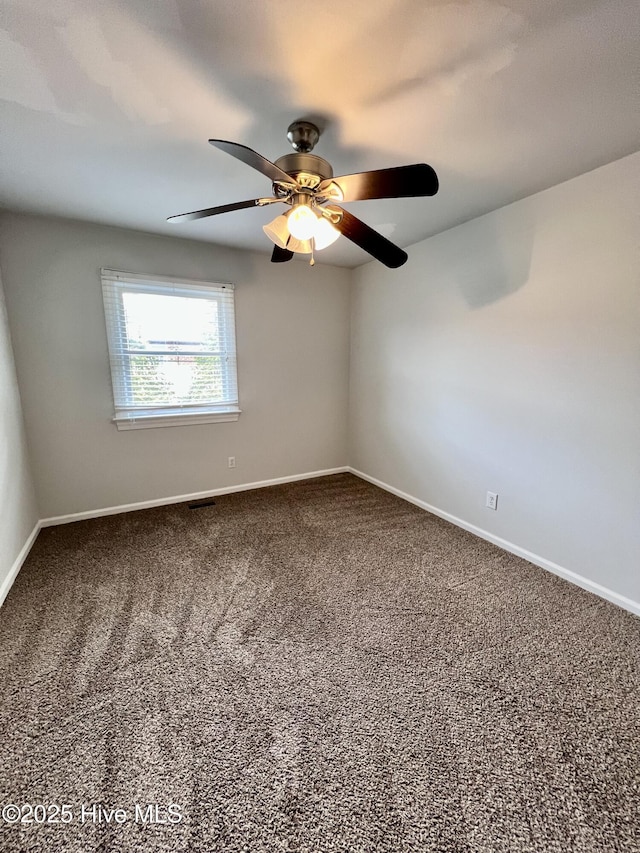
[
  {"xmin": 349, "ymin": 468, "xmax": 640, "ymax": 618},
  {"xmin": 0, "ymin": 521, "xmax": 42, "ymax": 608},
  {"xmin": 11, "ymin": 467, "xmax": 638, "ymax": 620},
  {"xmin": 40, "ymin": 467, "xmax": 350, "ymax": 527}
]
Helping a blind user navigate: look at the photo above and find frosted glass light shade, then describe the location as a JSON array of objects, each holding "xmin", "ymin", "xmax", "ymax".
[
  {"xmin": 313, "ymin": 217, "xmax": 340, "ymax": 250},
  {"xmin": 286, "ymin": 236, "xmax": 312, "ymax": 254},
  {"xmin": 262, "ymin": 215, "xmax": 290, "ymax": 249},
  {"xmin": 288, "ymin": 204, "xmax": 318, "ymax": 240}
]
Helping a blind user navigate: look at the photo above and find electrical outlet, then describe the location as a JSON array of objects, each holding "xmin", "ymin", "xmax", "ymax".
[
  {"xmin": 486, "ymin": 491, "xmax": 498, "ymax": 510},
  {"xmin": 228, "ymin": 456, "xmax": 236, "ymax": 469}
]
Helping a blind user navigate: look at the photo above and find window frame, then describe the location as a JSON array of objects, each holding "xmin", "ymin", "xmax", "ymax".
[{"xmin": 101, "ymin": 269, "xmax": 241, "ymax": 431}]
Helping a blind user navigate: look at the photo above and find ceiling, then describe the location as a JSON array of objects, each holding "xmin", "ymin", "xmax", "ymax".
[{"xmin": 1, "ymin": 0, "xmax": 638, "ymax": 268}]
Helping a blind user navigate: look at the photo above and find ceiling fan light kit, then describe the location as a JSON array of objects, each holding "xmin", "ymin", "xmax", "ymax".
[
  {"xmin": 168, "ymin": 121, "xmax": 439, "ymax": 267},
  {"xmin": 262, "ymin": 206, "xmax": 339, "ymax": 255}
]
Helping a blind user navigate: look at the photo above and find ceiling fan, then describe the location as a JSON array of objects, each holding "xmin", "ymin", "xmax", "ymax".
[{"xmin": 168, "ymin": 120, "xmax": 439, "ymax": 268}]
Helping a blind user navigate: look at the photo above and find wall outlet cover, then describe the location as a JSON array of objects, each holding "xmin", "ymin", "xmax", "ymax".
[{"xmin": 486, "ymin": 491, "xmax": 498, "ymax": 510}]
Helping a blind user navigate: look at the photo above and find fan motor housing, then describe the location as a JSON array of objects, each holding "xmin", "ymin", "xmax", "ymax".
[{"xmin": 275, "ymin": 153, "xmax": 333, "ymax": 187}]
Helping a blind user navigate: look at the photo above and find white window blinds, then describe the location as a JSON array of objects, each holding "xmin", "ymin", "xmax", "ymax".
[{"xmin": 101, "ymin": 269, "xmax": 239, "ymax": 429}]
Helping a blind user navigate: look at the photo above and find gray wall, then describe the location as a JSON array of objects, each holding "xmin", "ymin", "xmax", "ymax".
[
  {"xmin": 0, "ymin": 215, "xmax": 351, "ymax": 519},
  {"xmin": 0, "ymin": 263, "xmax": 38, "ymax": 594},
  {"xmin": 350, "ymin": 151, "xmax": 640, "ymax": 605}
]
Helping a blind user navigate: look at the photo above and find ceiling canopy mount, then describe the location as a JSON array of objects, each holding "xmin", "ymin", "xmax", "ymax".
[{"xmin": 286, "ymin": 120, "xmax": 321, "ymax": 154}]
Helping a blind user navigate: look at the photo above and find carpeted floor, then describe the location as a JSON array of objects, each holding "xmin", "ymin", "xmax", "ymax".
[{"xmin": 1, "ymin": 473, "xmax": 638, "ymax": 852}]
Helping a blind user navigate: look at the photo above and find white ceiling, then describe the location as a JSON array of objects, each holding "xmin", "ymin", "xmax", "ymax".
[{"xmin": 1, "ymin": 0, "xmax": 638, "ymax": 268}]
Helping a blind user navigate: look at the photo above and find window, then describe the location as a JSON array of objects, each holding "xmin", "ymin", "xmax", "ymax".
[{"xmin": 101, "ymin": 269, "xmax": 240, "ymax": 430}]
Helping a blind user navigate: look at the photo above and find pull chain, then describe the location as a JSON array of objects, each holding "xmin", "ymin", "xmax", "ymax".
[{"xmin": 310, "ymin": 238, "xmax": 315, "ymax": 266}]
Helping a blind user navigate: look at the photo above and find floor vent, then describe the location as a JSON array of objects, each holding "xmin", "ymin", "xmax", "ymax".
[{"xmin": 188, "ymin": 498, "xmax": 217, "ymax": 510}]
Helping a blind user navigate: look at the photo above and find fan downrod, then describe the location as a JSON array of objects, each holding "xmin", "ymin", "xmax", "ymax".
[{"xmin": 287, "ymin": 120, "xmax": 320, "ymax": 153}]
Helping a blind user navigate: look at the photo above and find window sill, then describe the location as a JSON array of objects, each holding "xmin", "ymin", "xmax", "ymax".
[{"xmin": 113, "ymin": 408, "xmax": 241, "ymax": 431}]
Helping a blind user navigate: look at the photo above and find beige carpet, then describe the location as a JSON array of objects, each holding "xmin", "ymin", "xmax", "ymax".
[{"xmin": 1, "ymin": 473, "xmax": 638, "ymax": 852}]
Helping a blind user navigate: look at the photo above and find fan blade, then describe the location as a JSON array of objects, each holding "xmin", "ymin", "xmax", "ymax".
[
  {"xmin": 271, "ymin": 245, "xmax": 294, "ymax": 263},
  {"xmin": 319, "ymin": 164, "xmax": 438, "ymax": 202},
  {"xmin": 333, "ymin": 207, "xmax": 408, "ymax": 268},
  {"xmin": 209, "ymin": 140, "xmax": 296, "ymax": 185},
  {"xmin": 167, "ymin": 198, "xmax": 278, "ymax": 223}
]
